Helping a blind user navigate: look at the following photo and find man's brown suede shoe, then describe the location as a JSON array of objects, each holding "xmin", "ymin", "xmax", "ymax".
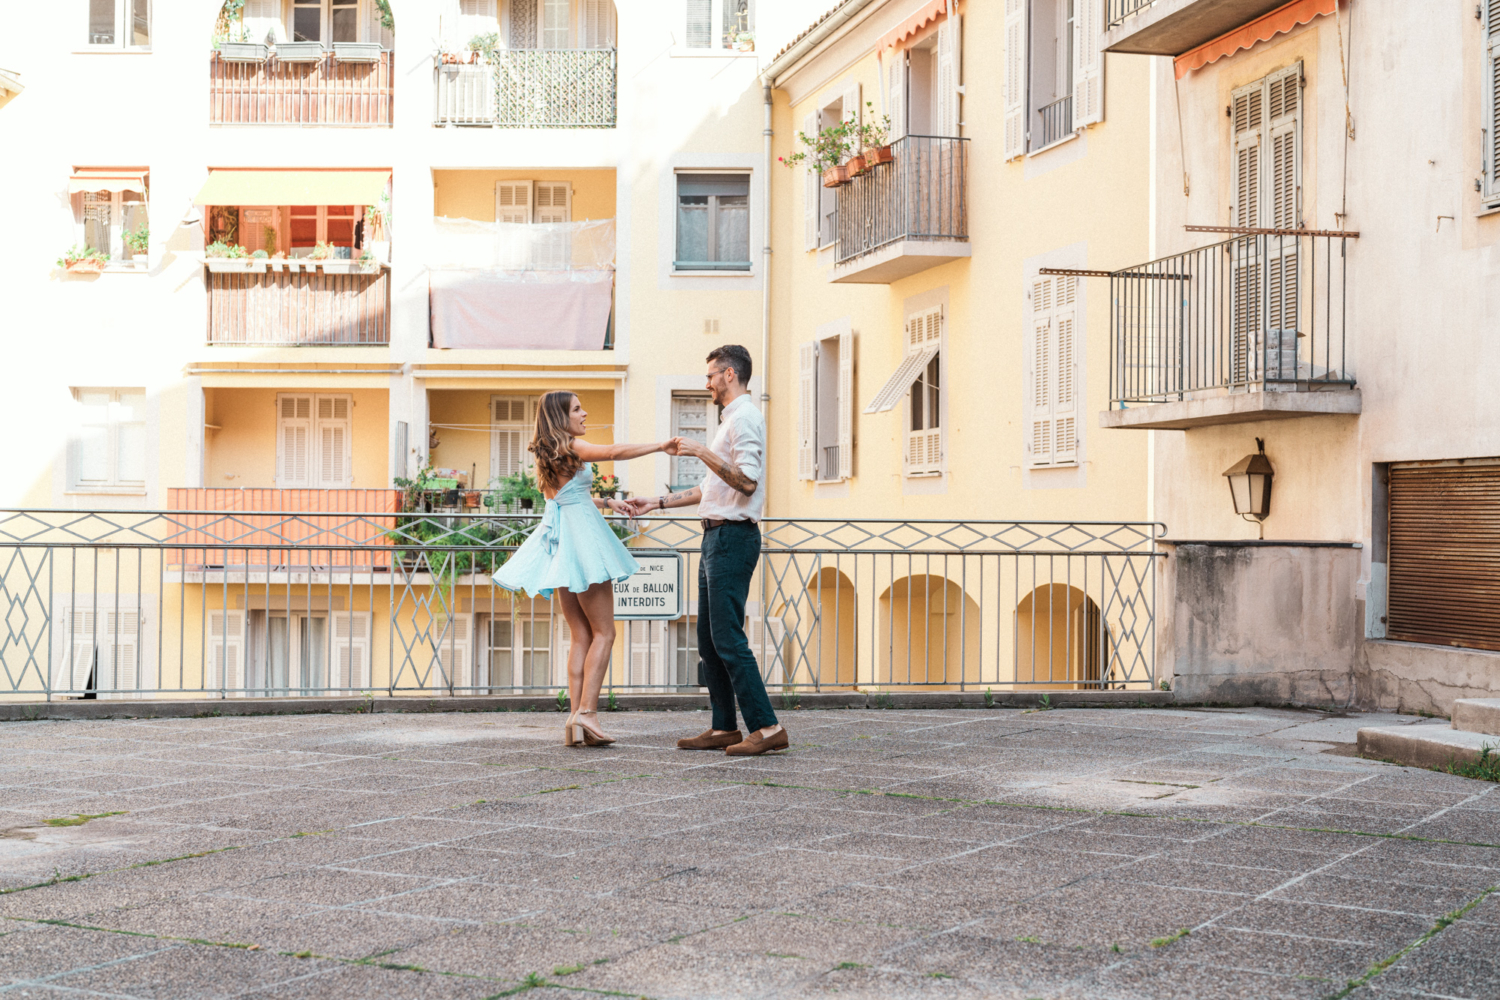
[
  {"xmin": 677, "ymin": 729, "xmax": 742, "ymax": 750},
  {"xmin": 724, "ymin": 728, "xmax": 790, "ymax": 756}
]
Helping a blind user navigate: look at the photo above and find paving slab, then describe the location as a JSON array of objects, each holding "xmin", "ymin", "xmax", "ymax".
[{"xmin": 1, "ymin": 706, "xmax": 1497, "ymax": 999}]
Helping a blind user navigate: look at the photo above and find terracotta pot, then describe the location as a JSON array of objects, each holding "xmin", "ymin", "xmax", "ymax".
[
  {"xmin": 846, "ymin": 154, "xmax": 867, "ymax": 177},
  {"xmin": 822, "ymin": 165, "xmax": 848, "ymax": 188},
  {"xmin": 67, "ymin": 259, "xmax": 105, "ymax": 274},
  {"xmin": 866, "ymin": 145, "xmax": 894, "ymax": 165}
]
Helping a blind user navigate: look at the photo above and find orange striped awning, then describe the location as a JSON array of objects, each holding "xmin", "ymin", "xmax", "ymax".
[
  {"xmin": 68, "ymin": 169, "xmax": 148, "ymax": 195},
  {"xmin": 878, "ymin": 0, "xmax": 952, "ymax": 52},
  {"xmin": 1174, "ymin": 0, "xmax": 1337, "ymax": 78}
]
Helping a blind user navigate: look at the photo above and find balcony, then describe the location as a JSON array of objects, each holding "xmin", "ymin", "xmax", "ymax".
[
  {"xmin": 832, "ymin": 135, "xmax": 971, "ymax": 284},
  {"xmin": 1103, "ymin": 0, "xmax": 1298, "ymax": 56},
  {"xmin": 432, "ymin": 49, "xmax": 617, "ymax": 128},
  {"xmin": 167, "ymin": 489, "xmax": 398, "ymax": 569},
  {"xmin": 1100, "ymin": 228, "xmax": 1361, "ymax": 430},
  {"xmin": 206, "ymin": 264, "xmax": 390, "ymax": 346},
  {"xmin": 208, "ymin": 50, "xmax": 394, "ymax": 126}
]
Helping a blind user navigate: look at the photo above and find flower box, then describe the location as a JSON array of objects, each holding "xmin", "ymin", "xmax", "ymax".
[
  {"xmin": 333, "ymin": 42, "xmax": 383, "ymax": 63},
  {"xmin": 822, "ymin": 165, "xmax": 848, "ymax": 188},
  {"xmin": 319, "ymin": 259, "xmax": 360, "ymax": 274},
  {"xmin": 274, "ymin": 41, "xmax": 325, "ymax": 63},
  {"xmin": 865, "ymin": 144, "xmax": 894, "ymax": 165},
  {"xmin": 66, "ymin": 259, "xmax": 106, "ymax": 274},
  {"xmin": 220, "ymin": 42, "xmax": 269, "ymax": 63},
  {"xmin": 846, "ymin": 153, "xmax": 867, "ymax": 177},
  {"xmin": 205, "ymin": 258, "xmax": 256, "ymax": 273}
]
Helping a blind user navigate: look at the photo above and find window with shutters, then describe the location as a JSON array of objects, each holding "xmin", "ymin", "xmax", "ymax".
[
  {"xmin": 73, "ymin": 178, "xmax": 149, "ymax": 267},
  {"xmin": 670, "ymin": 617, "xmax": 700, "ymax": 688},
  {"xmin": 87, "ymin": 0, "xmax": 150, "ymax": 49},
  {"xmin": 490, "ymin": 395, "xmax": 538, "ymax": 495},
  {"xmin": 58, "ymin": 605, "xmax": 143, "ymax": 696},
  {"xmin": 685, "ymin": 0, "xmax": 754, "ymax": 50},
  {"xmin": 796, "ymin": 326, "xmax": 856, "ymax": 483},
  {"xmin": 276, "ymin": 393, "xmax": 352, "ymax": 489},
  {"xmin": 801, "ymin": 91, "xmax": 854, "ymax": 252},
  {"xmin": 675, "ymin": 173, "xmax": 751, "ymax": 271},
  {"xmin": 480, "ymin": 614, "xmax": 551, "ymax": 689},
  {"xmin": 905, "ymin": 308, "xmax": 944, "ymax": 477},
  {"xmin": 494, "ymin": 181, "xmax": 572, "ymax": 268},
  {"xmin": 69, "ymin": 388, "xmax": 146, "ymax": 492},
  {"xmin": 1026, "ymin": 274, "xmax": 1079, "ymax": 468},
  {"xmin": 670, "ymin": 393, "xmax": 718, "ymax": 490},
  {"xmin": 241, "ymin": 610, "xmax": 370, "ymax": 695},
  {"xmin": 1486, "ymin": 2, "xmax": 1500, "ymax": 205},
  {"xmin": 1006, "ymin": 0, "xmax": 1102, "ymax": 159}
]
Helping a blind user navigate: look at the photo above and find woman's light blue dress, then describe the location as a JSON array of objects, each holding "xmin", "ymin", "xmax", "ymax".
[{"xmin": 492, "ymin": 465, "xmax": 640, "ymax": 599}]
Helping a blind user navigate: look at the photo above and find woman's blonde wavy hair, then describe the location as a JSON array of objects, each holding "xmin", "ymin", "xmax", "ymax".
[{"xmin": 530, "ymin": 391, "xmax": 584, "ymax": 491}]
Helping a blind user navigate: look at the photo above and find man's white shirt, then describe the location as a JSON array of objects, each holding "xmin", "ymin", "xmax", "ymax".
[{"xmin": 698, "ymin": 394, "xmax": 765, "ymax": 522}]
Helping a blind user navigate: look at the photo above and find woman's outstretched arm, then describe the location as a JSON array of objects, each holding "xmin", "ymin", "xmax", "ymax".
[{"xmin": 574, "ymin": 437, "xmax": 676, "ymax": 463}]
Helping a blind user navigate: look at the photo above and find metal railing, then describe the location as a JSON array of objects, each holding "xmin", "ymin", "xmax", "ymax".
[
  {"xmin": 206, "ymin": 265, "xmax": 390, "ymax": 346},
  {"xmin": 835, "ymin": 135, "xmax": 970, "ymax": 267},
  {"xmin": 1109, "ymin": 229, "xmax": 1356, "ymax": 406},
  {"xmin": 1106, "ymin": 0, "xmax": 1158, "ymax": 29},
  {"xmin": 0, "ymin": 510, "xmax": 1161, "ymax": 700},
  {"xmin": 432, "ymin": 49, "xmax": 617, "ymax": 127},
  {"xmin": 819, "ymin": 446, "xmax": 841, "ymax": 482},
  {"xmin": 208, "ymin": 50, "xmax": 394, "ymax": 126},
  {"xmin": 1036, "ymin": 96, "xmax": 1074, "ymax": 148}
]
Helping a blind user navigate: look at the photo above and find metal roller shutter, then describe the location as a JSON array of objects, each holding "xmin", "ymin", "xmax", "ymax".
[{"xmin": 1387, "ymin": 463, "xmax": 1500, "ymax": 651}]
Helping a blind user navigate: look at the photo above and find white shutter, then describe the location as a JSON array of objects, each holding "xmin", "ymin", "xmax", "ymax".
[
  {"xmin": 937, "ymin": 15, "xmax": 960, "ymax": 138},
  {"xmin": 277, "ymin": 394, "xmax": 313, "ymax": 488},
  {"xmin": 102, "ymin": 609, "xmax": 141, "ymax": 698},
  {"xmin": 75, "ymin": 391, "xmax": 111, "ymax": 486},
  {"xmin": 1231, "ymin": 80, "xmax": 1264, "ymax": 229},
  {"xmin": 58, "ymin": 607, "xmax": 96, "ymax": 694},
  {"xmin": 1487, "ymin": 3, "xmax": 1500, "ymax": 201},
  {"xmin": 1004, "ymin": 0, "xmax": 1026, "ymax": 158},
  {"xmin": 685, "ymin": 0, "xmax": 712, "ymax": 48},
  {"xmin": 797, "ymin": 342, "xmax": 817, "ymax": 481},
  {"xmin": 316, "ymin": 395, "xmax": 352, "ymax": 488},
  {"xmin": 837, "ymin": 327, "xmax": 854, "ymax": 481},
  {"xmin": 331, "ymin": 611, "xmax": 371, "ymax": 691},
  {"xmin": 1028, "ymin": 277, "xmax": 1054, "ymax": 467},
  {"xmin": 432, "ymin": 614, "xmax": 472, "ymax": 689},
  {"xmin": 208, "ymin": 610, "xmax": 245, "ymax": 695},
  {"xmin": 842, "ymin": 82, "xmax": 862, "ymax": 143},
  {"xmin": 745, "ymin": 615, "xmax": 786, "ymax": 685},
  {"xmin": 626, "ymin": 620, "xmax": 667, "ymax": 687},
  {"xmin": 888, "ymin": 51, "xmax": 907, "ymax": 142},
  {"xmin": 1266, "ymin": 65, "xmax": 1302, "ymax": 230},
  {"xmin": 533, "ymin": 181, "xmax": 572, "ymax": 269},
  {"xmin": 242, "ymin": 0, "xmax": 282, "ymax": 45},
  {"xmin": 904, "ymin": 309, "xmax": 943, "ymax": 477},
  {"xmin": 496, "ymin": 181, "xmax": 533, "ymax": 224},
  {"xmin": 1072, "ymin": 0, "xmax": 1103, "ymax": 127},
  {"xmin": 1053, "ymin": 276, "xmax": 1078, "ymax": 465},
  {"xmin": 491, "ymin": 396, "xmax": 533, "ymax": 484},
  {"xmin": 553, "ymin": 616, "xmax": 574, "ymax": 689},
  {"xmin": 802, "ymin": 111, "xmax": 820, "ymax": 250},
  {"xmin": 581, "ymin": 0, "xmax": 615, "ymax": 49}
]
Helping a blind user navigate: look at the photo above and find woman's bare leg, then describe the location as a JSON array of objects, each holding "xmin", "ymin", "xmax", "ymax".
[
  {"xmin": 574, "ymin": 581, "xmax": 618, "ymax": 712},
  {"xmin": 556, "ymin": 589, "xmax": 593, "ymax": 714}
]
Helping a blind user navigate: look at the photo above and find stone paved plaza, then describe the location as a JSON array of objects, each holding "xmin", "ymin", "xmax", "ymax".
[{"xmin": 1, "ymin": 706, "xmax": 1497, "ymax": 999}]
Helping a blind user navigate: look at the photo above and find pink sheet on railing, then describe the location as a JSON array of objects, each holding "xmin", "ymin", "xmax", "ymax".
[{"xmin": 428, "ymin": 269, "xmax": 614, "ymax": 350}]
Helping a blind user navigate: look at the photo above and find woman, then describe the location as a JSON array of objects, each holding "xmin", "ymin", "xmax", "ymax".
[{"xmin": 493, "ymin": 391, "xmax": 673, "ymax": 747}]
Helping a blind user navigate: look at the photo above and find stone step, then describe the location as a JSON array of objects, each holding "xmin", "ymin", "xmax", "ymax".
[
  {"xmin": 1357, "ymin": 725, "xmax": 1497, "ymax": 770},
  {"xmin": 1452, "ymin": 698, "xmax": 1500, "ymax": 736}
]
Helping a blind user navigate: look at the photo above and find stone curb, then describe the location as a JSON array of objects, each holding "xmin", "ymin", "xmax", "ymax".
[
  {"xmin": 0, "ymin": 689, "xmax": 1175, "ymax": 723},
  {"xmin": 1356, "ymin": 725, "xmax": 1497, "ymax": 770}
]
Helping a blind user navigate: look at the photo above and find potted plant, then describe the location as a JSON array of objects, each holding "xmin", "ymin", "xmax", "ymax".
[
  {"xmin": 497, "ymin": 470, "xmax": 544, "ymax": 513},
  {"xmin": 124, "ymin": 225, "xmax": 150, "ymax": 267},
  {"xmin": 57, "ymin": 245, "xmax": 109, "ymax": 274},
  {"xmin": 268, "ymin": 251, "xmax": 288, "ymax": 272},
  {"xmin": 249, "ymin": 249, "xmax": 270, "ymax": 272},
  {"xmin": 860, "ymin": 102, "xmax": 895, "ymax": 164},
  {"xmin": 204, "ymin": 240, "xmax": 254, "ymax": 272},
  {"xmin": 221, "ymin": 39, "xmax": 269, "ymax": 62},
  {"xmin": 735, "ymin": 31, "xmax": 755, "ymax": 52},
  {"xmin": 275, "ymin": 40, "xmax": 324, "ymax": 62},
  {"xmin": 365, "ymin": 198, "xmax": 391, "ymax": 262},
  {"xmin": 334, "ymin": 41, "xmax": 383, "ymax": 62},
  {"xmin": 781, "ymin": 120, "xmax": 855, "ymax": 188},
  {"xmin": 358, "ymin": 249, "xmax": 381, "ymax": 273},
  {"xmin": 589, "ymin": 463, "xmax": 621, "ymax": 499}
]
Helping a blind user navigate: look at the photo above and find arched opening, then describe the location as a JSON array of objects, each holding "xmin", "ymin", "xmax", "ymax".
[
  {"xmin": 803, "ymin": 567, "xmax": 858, "ymax": 688},
  {"xmin": 1014, "ymin": 585, "xmax": 1105, "ymax": 690},
  {"xmin": 877, "ymin": 575, "xmax": 980, "ymax": 688}
]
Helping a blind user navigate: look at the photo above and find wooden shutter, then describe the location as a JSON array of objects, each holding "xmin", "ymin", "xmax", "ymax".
[
  {"xmin": 491, "ymin": 396, "xmax": 533, "ymax": 484},
  {"xmin": 1487, "ymin": 2, "xmax": 1500, "ymax": 201},
  {"xmin": 1266, "ymin": 64, "xmax": 1301, "ymax": 230},
  {"xmin": 496, "ymin": 181, "xmax": 533, "ymax": 224},
  {"xmin": 803, "ymin": 111, "xmax": 820, "ymax": 250},
  {"xmin": 208, "ymin": 610, "xmax": 245, "ymax": 694},
  {"xmin": 552, "ymin": 616, "xmax": 573, "ymax": 689},
  {"xmin": 685, "ymin": 0, "xmax": 711, "ymax": 48},
  {"xmin": 581, "ymin": 0, "xmax": 614, "ymax": 48},
  {"xmin": 837, "ymin": 327, "xmax": 854, "ymax": 481},
  {"xmin": 533, "ymin": 182, "xmax": 572, "ymax": 269},
  {"xmin": 316, "ymin": 395, "xmax": 352, "ymax": 488},
  {"xmin": 1387, "ymin": 464, "xmax": 1500, "ymax": 652},
  {"xmin": 1053, "ymin": 276, "xmax": 1078, "ymax": 464},
  {"xmin": 277, "ymin": 394, "xmax": 313, "ymax": 488},
  {"xmin": 888, "ymin": 50, "xmax": 907, "ymax": 142},
  {"xmin": 103, "ymin": 609, "xmax": 140, "ymax": 697},
  {"xmin": 745, "ymin": 615, "xmax": 786, "ymax": 683},
  {"xmin": 1231, "ymin": 79, "xmax": 1264, "ymax": 228},
  {"xmin": 1072, "ymin": 0, "xmax": 1103, "ymax": 127},
  {"xmin": 432, "ymin": 614, "xmax": 472, "ymax": 688},
  {"xmin": 59, "ymin": 607, "xmax": 96, "ymax": 693},
  {"xmin": 75, "ymin": 391, "xmax": 111, "ymax": 486},
  {"xmin": 936, "ymin": 14, "xmax": 960, "ymax": 137},
  {"xmin": 1004, "ymin": 0, "xmax": 1026, "ymax": 159},
  {"xmin": 627, "ymin": 620, "xmax": 667, "ymax": 687},
  {"xmin": 797, "ymin": 342, "xmax": 817, "ymax": 481},
  {"xmin": 331, "ymin": 611, "xmax": 371, "ymax": 691},
  {"xmin": 1028, "ymin": 277, "xmax": 1054, "ymax": 467},
  {"xmin": 905, "ymin": 308, "xmax": 943, "ymax": 477},
  {"xmin": 243, "ymin": 0, "xmax": 282, "ymax": 44}
]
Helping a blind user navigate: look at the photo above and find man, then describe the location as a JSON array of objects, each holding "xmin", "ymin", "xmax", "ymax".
[{"xmin": 626, "ymin": 346, "xmax": 787, "ymax": 756}]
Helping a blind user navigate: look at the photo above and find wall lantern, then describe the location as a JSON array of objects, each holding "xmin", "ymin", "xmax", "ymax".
[{"xmin": 1223, "ymin": 437, "xmax": 1274, "ymax": 537}]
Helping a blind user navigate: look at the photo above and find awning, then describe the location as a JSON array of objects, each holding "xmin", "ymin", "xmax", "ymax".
[
  {"xmin": 864, "ymin": 346, "xmax": 939, "ymax": 413},
  {"xmin": 0, "ymin": 68, "xmax": 22, "ymax": 95},
  {"xmin": 193, "ymin": 169, "xmax": 391, "ymax": 207},
  {"xmin": 68, "ymin": 169, "xmax": 148, "ymax": 195},
  {"xmin": 878, "ymin": 0, "xmax": 952, "ymax": 52},
  {"xmin": 1175, "ymin": 0, "xmax": 1336, "ymax": 79}
]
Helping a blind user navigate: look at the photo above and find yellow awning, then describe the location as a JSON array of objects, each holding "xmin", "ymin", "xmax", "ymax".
[
  {"xmin": 69, "ymin": 169, "xmax": 148, "ymax": 195},
  {"xmin": 193, "ymin": 169, "xmax": 391, "ymax": 207}
]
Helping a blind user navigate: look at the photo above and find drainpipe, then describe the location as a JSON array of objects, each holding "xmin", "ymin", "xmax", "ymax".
[{"xmin": 761, "ymin": 81, "xmax": 773, "ymax": 505}]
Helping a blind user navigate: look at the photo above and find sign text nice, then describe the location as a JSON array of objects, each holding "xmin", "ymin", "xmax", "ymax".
[{"xmin": 612, "ymin": 553, "xmax": 682, "ymax": 620}]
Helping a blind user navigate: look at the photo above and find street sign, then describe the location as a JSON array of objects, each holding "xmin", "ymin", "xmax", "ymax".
[{"xmin": 613, "ymin": 551, "xmax": 683, "ymax": 620}]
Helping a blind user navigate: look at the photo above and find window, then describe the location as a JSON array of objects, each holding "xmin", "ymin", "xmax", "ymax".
[
  {"xmin": 796, "ymin": 324, "xmax": 855, "ymax": 482},
  {"xmin": 289, "ymin": 205, "xmax": 358, "ymax": 253},
  {"xmin": 802, "ymin": 86, "xmax": 860, "ymax": 251},
  {"xmin": 226, "ymin": 610, "xmax": 369, "ymax": 695},
  {"xmin": 494, "ymin": 181, "xmax": 572, "ymax": 268},
  {"xmin": 670, "ymin": 393, "xmax": 719, "ymax": 490},
  {"xmin": 87, "ymin": 0, "xmax": 150, "ymax": 49},
  {"xmin": 675, "ymin": 173, "xmax": 750, "ymax": 271},
  {"xmin": 1485, "ymin": 3, "xmax": 1500, "ymax": 205},
  {"xmin": 686, "ymin": 0, "xmax": 753, "ymax": 50},
  {"xmin": 1026, "ymin": 274, "xmax": 1078, "ymax": 468},
  {"xmin": 292, "ymin": 0, "xmax": 359, "ymax": 43},
  {"xmin": 862, "ymin": 308, "xmax": 941, "ymax": 477},
  {"xmin": 481, "ymin": 615, "xmax": 552, "ymax": 689},
  {"xmin": 276, "ymin": 394, "xmax": 352, "ymax": 489},
  {"xmin": 886, "ymin": 14, "xmax": 959, "ymax": 140},
  {"xmin": 69, "ymin": 170, "xmax": 149, "ymax": 266},
  {"xmin": 70, "ymin": 388, "xmax": 146, "ymax": 491},
  {"xmin": 1004, "ymin": 0, "xmax": 1102, "ymax": 159},
  {"xmin": 670, "ymin": 618, "xmax": 698, "ymax": 688}
]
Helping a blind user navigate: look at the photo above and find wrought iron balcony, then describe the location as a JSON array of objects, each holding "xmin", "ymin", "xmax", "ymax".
[
  {"xmin": 432, "ymin": 49, "xmax": 617, "ymax": 128},
  {"xmin": 832, "ymin": 135, "xmax": 971, "ymax": 284},
  {"xmin": 1035, "ymin": 96, "xmax": 1074, "ymax": 149},
  {"xmin": 1101, "ymin": 228, "xmax": 1360, "ymax": 430},
  {"xmin": 205, "ymin": 263, "xmax": 390, "ymax": 346},
  {"xmin": 208, "ymin": 50, "xmax": 394, "ymax": 126}
]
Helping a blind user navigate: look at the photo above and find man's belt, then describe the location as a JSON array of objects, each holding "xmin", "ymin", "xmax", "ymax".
[{"xmin": 701, "ymin": 517, "xmax": 756, "ymax": 531}]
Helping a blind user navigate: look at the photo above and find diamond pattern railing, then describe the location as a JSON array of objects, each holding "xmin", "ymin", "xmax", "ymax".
[
  {"xmin": 0, "ymin": 509, "xmax": 1162, "ymax": 699},
  {"xmin": 433, "ymin": 49, "xmax": 617, "ymax": 128}
]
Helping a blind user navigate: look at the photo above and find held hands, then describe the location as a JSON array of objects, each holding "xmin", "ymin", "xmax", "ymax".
[
  {"xmin": 663, "ymin": 436, "xmax": 705, "ymax": 459},
  {"xmin": 621, "ymin": 496, "xmax": 655, "ymax": 516},
  {"xmin": 604, "ymin": 498, "xmax": 633, "ymax": 516}
]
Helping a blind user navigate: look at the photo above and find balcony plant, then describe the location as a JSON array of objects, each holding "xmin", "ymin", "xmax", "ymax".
[
  {"xmin": 735, "ymin": 31, "xmax": 755, "ymax": 52},
  {"xmin": 859, "ymin": 102, "xmax": 894, "ymax": 164},
  {"xmin": 124, "ymin": 225, "xmax": 150, "ymax": 266},
  {"xmin": 589, "ymin": 464, "xmax": 621, "ymax": 499},
  {"xmin": 468, "ymin": 32, "xmax": 500, "ymax": 64},
  {"xmin": 495, "ymin": 470, "xmax": 544, "ymax": 512},
  {"xmin": 57, "ymin": 245, "xmax": 109, "ymax": 274},
  {"xmin": 275, "ymin": 40, "xmax": 324, "ymax": 63},
  {"xmin": 334, "ymin": 41, "xmax": 383, "ymax": 63},
  {"xmin": 204, "ymin": 240, "xmax": 254, "ymax": 272},
  {"xmin": 780, "ymin": 120, "xmax": 855, "ymax": 187},
  {"xmin": 358, "ymin": 249, "xmax": 380, "ymax": 272}
]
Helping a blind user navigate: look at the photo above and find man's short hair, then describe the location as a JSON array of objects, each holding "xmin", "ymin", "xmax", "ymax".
[{"xmin": 707, "ymin": 345, "xmax": 752, "ymax": 387}]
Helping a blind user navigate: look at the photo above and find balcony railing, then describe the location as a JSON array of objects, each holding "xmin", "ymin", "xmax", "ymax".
[
  {"xmin": 208, "ymin": 50, "xmax": 394, "ymax": 126},
  {"xmin": 819, "ymin": 445, "xmax": 841, "ymax": 482},
  {"xmin": 1109, "ymin": 229, "xmax": 1356, "ymax": 406},
  {"xmin": 1107, "ymin": 0, "xmax": 1160, "ymax": 28},
  {"xmin": 1036, "ymin": 96, "xmax": 1073, "ymax": 148},
  {"xmin": 206, "ymin": 264, "xmax": 391, "ymax": 346},
  {"xmin": 432, "ymin": 49, "xmax": 617, "ymax": 128},
  {"xmin": 834, "ymin": 135, "xmax": 970, "ymax": 267}
]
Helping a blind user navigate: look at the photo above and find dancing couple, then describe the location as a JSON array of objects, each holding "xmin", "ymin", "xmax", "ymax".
[{"xmin": 493, "ymin": 345, "xmax": 788, "ymax": 756}]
